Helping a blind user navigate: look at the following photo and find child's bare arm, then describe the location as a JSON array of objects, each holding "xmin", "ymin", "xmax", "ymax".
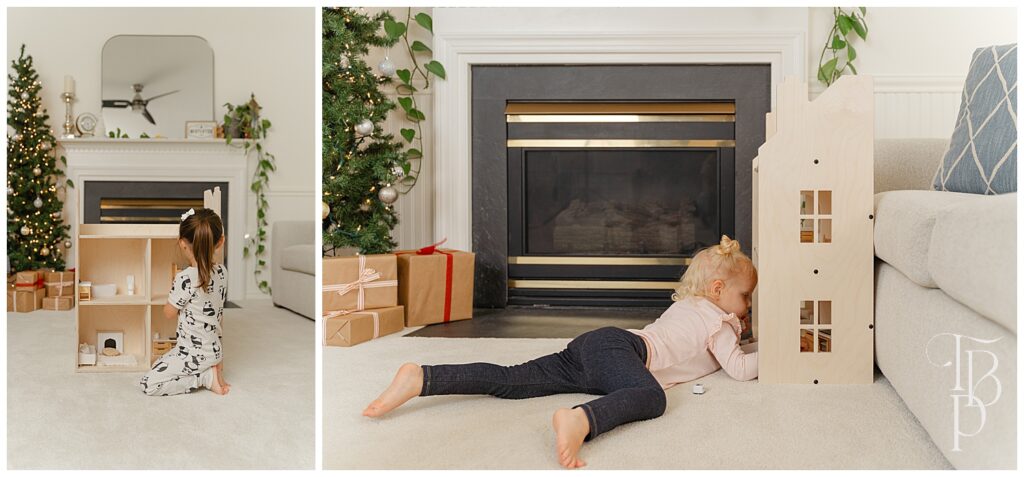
[{"xmin": 163, "ymin": 303, "xmax": 178, "ymax": 320}]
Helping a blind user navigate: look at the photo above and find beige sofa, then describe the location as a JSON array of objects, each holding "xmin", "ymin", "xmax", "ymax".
[
  {"xmin": 872, "ymin": 139, "xmax": 1016, "ymax": 469},
  {"xmin": 271, "ymin": 220, "xmax": 315, "ymax": 319}
]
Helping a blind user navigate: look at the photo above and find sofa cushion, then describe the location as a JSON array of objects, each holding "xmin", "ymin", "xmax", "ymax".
[
  {"xmin": 281, "ymin": 244, "xmax": 315, "ymax": 275},
  {"xmin": 873, "ymin": 190, "xmax": 986, "ymax": 288},
  {"xmin": 928, "ymin": 192, "xmax": 1016, "ymax": 334},
  {"xmin": 933, "ymin": 43, "xmax": 1017, "ymax": 195}
]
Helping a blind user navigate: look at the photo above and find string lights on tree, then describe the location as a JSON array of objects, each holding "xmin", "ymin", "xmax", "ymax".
[{"xmin": 7, "ymin": 44, "xmax": 72, "ymax": 272}]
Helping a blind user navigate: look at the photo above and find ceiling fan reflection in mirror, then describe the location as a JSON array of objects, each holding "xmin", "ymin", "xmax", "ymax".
[{"xmin": 102, "ymin": 83, "xmax": 180, "ymax": 125}]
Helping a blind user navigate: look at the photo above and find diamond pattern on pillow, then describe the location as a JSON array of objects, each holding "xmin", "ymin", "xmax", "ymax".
[{"xmin": 933, "ymin": 44, "xmax": 1017, "ymax": 195}]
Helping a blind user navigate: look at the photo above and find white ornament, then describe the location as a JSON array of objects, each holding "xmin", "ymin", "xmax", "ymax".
[
  {"xmin": 378, "ymin": 186, "xmax": 398, "ymax": 204},
  {"xmin": 32, "ymin": 167, "xmax": 42, "ymax": 176},
  {"xmin": 40, "ymin": 141, "xmax": 51, "ymax": 151},
  {"xmin": 355, "ymin": 119, "xmax": 374, "ymax": 135},
  {"xmin": 64, "ymin": 239, "xmax": 72, "ymax": 249},
  {"xmin": 40, "ymin": 246, "xmax": 49, "ymax": 257},
  {"xmin": 392, "ymin": 165, "xmax": 406, "ymax": 178},
  {"xmin": 359, "ymin": 203, "xmax": 371, "ymax": 212},
  {"xmin": 33, "ymin": 197, "xmax": 43, "ymax": 208},
  {"xmin": 378, "ymin": 56, "xmax": 396, "ymax": 77},
  {"xmin": 340, "ymin": 53, "xmax": 350, "ymax": 68},
  {"xmin": 322, "ymin": 201, "xmax": 330, "ymax": 220},
  {"xmin": 20, "ymin": 225, "xmax": 31, "ymax": 236},
  {"xmin": 20, "ymin": 91, "xmax": 29, "ymax": 100}
]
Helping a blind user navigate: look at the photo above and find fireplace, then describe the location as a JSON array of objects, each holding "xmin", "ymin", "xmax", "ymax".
[
  {"xmin": 506, "ymin": 102, "xmax": 735, "ymax": 306},
  {"xmin": 472, "ymin": 65, "xmax": 770, "ymax": 307}
]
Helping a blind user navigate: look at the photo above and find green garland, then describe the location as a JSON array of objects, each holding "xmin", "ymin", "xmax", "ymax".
[
  {"xmin": 817, "ymin": 7, "xmax": 869, "ymax": 87},
  {"xmin": 224, "ymin": 93, "xmax": 275, "ymax": 293}
]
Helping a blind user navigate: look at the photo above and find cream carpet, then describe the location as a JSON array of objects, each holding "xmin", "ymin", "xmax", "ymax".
[
  {"xmin": 324, "ymin": 330, "xmax": 952, "ymax": 470},
  {"xmin": 7, "ymin": 300, "xmax": 314, "ymax": 469}
]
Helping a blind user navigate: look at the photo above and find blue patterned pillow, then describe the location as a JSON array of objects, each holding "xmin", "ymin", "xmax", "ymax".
[{"xmin": 933, "ymin": 44, "xmax": 1017, "ymax": 194}]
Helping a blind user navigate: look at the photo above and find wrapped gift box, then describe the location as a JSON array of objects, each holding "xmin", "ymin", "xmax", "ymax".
[
  {"xmin": 8, "ymin": 288, "xmax": 45, "ymax": 313},
  {"xmin": 44, "ymin": 271, "xmax": 76, "ymax": 297},
  {"xmin": 42, "ymin": 295, "xmax": 75, "ymax": 311},
  {"xmin": 14, "ymin": 270, "xmax": 43, "ymax": 290},
  {"xmin": 323, "ymin": 305, "xmax": 405, "ymax": 347},
  {"xmin": 322, "ymin": 254, "xmax": 398, "ymax": 314},
  {"xmin": 396, "ymin": 245, "xmax": 475, "ymax": 326}
]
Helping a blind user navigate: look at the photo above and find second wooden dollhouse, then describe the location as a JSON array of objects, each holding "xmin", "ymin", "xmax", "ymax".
[{"xmin": 752, "ymin": 75, "xmax": 874, "ymax": 384}]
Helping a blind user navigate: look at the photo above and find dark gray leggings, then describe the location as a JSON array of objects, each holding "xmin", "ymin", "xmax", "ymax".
[{"xmin": 420, "ymin": 326, "xmax": 666, "ymax": 440}]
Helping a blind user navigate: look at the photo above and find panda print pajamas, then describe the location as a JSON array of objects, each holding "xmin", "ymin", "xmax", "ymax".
[{"xmin": 140, "ymin": 264, "xmax": 228, "ymax": 396}]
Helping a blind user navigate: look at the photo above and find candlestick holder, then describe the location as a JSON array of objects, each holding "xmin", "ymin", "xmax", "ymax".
[{"xmin": 60, "ymin": 92, "xmax": 78, "ymax": 139}]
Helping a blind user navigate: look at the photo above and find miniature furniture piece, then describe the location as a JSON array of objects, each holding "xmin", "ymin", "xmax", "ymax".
[
  {"xmin": 752, "ymin": 75, "xmax": 874, "ymax": 384},
  {"xmin": 74, "ymin": 223, "xmax": 188, "ymax": 372},
  {"xmin": 271, "ymin": 220, "xmax": 315, "ymax": 319}
]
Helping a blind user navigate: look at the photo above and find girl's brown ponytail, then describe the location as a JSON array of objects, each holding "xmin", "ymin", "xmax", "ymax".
[{"xmin": 179, "ymin": 208, "xmax": 224, "ymax": 291}]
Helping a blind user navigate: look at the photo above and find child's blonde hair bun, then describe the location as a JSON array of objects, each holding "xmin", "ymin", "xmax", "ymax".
[
  {"xmin": 671, "ymin": 234, "xmax": 754, "ymax": 302},
  {"xmin": 715, "ymin": 235, "xmax": 740, "ymax": 256}
]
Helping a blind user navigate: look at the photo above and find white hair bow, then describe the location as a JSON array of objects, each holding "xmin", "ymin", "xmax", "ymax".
[{"xmin": 181, "ymin": 208, "xmax": 196, "ymax": 222}]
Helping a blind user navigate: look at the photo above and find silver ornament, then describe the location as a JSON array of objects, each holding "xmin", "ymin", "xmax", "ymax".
[
  {"xmin": 20, "ymin": 225, "xmax": 31, "ymax": 236},
  {"xmin": 64, "ymin": 239, "xmax": 72, "ymax": 249},
  {"xmin": 378, "ymin": 186, "xmax": 398, "ymax": 204},
  {"xmin": 340, "ymin": 53, "xmax": 350, "ymax": 68},
  {"xmin": 322, "ymin": 201, "xmax": 330, "ymax": 220},
  {"xmin": 51, "ymin": 210, "xmax": 62, "ymax": 219},
  {"xmin": 33, "ymin": 197, "xmax": 43, "ymax": 208},
  {"xmin": 355, "ymin": 119, "xmax": 374, "ymax": 135},
  {"xmin": 20, "ymin": 91, "xmax": 29, "ymax": 100},
  {"xmin": 359, "ymin": 203, "xmax": 371, "ymax": 212},
  {"xmin": 40, "ymin": 141, "xmax": 51, "ymax": 151},
  {"xmin": 7, "ymin": 186, "xmax": 13, "ymax": 196},
  {"xmin": 40, "ymin": 246, "xmax": 49, "ymax": 257},
  {"xmin": 34, "ymin": 108, "xmax": 44, "ymax": 118},
  {"xmin": 392, "ymin": 165, "xmax": 406, "ymax": 178},
  {"xmin": 32, "ymin": 167, "xmax": 42, "ymax": 176},
  {"xmin": 378, "ymin": 56, "xmax": 396, "ymax": 77}
]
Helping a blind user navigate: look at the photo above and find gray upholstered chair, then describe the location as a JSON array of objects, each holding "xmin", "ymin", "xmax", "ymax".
[{"xmin": 271, "ymin": 220, "xmax": 314, "ymax": 319}]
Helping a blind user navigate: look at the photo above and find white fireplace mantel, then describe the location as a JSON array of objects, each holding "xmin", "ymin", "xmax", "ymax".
[
  {"xmin": 430, "ymin": 8, "xmax": 808, "ymax": 251},
  {"xmin": 59, "ymin": 137, "xmax": 249, "ymax": 300}
]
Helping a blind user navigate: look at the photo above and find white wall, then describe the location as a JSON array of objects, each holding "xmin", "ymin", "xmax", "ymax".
[
  {"xmin": 8, "ymin": 7, "xmax": 316, "ymax": 298},
  {"xmin": 809, "ymin": 7, "xmax": 1017, "ymax": 138}
]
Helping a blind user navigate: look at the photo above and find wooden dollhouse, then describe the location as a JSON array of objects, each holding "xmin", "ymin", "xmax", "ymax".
[
  {"xmin": 752, "ymin": 76, "xmax": 874, "ymax": 384},
  {"xmin": 73, "ymin": 188, "xmax": 221, "ymax": 372}
]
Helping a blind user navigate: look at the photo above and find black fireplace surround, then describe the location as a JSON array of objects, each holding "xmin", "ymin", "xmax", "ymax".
[{"xmin": 472, "ymin": 64, "xmax": 771, "ymax": 308}]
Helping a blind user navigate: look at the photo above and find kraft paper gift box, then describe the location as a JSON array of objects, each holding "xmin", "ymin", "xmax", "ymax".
[
  {"xmin": 44, "ymin": 271, "xmax": 76, "ymax": 297},
  {"xmin": 14, "ymin": 270, "xmax": 42, "ymax": 289},
  {"xmin": 322, "ymin": 254, "xmax": 398, "ymax": 314},
  {"xmin": 323, "ymin": 305, "xmax": 405, "ymax": 347},
  {"xmin": 8, "ymin": 288, "xmax": 45, "ymax": 313},
  {"xmin": 396, "ymin": 243, "xmax": 475, "ymax": 326},
  {"xmin": 42, "ymin": 295, "xmax": 74, "ymax": 311}
]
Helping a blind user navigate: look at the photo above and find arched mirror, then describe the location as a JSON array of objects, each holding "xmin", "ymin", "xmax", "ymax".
[{"xmin": 101, "ymin": 35, "xmax": 214, "ymax": 138}]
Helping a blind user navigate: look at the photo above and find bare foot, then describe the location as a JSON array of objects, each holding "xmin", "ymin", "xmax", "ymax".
[
  {"xmin": 552, "ymin": 408, "xmax": 590, "ymax": 468},
  {"xmin": 216, "ymin": 363, "xmax": 231, "ymax": 392},
  {"xmin": 362, "ymin": 363, "xmax": 423, "ymax": 417},
  {"xmin": 209, "ymin": 365, "xmax": 229, "ymax": 395}
]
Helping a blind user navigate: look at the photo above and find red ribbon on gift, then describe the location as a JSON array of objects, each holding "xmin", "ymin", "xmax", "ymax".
[
  {"xmin": 15, "ymin": 277, "xmax": 44, "ymax": 290},
  {"xmin": 399, "ymin": 238, "xmax": 454, "ymax": 323}
]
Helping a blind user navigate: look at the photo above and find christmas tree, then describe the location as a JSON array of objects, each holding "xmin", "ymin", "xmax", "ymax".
[
  {"xmin": 322, "ymin": 7, "xmax": 406, "ymax": 255},
  {"xmin": 7, "ymin": 44, "xmax": 71, "ymax": 272}
]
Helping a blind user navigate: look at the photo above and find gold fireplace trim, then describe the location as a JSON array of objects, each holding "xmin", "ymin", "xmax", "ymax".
[
  {"xmin": 506, "ymin": 102, "xmax": 735, "ymax": 124},
  {"xmin": 100, "ymin": 216, "xmax": 181, "ymax": 223},
  {"xmin": 100, "ymin": 198, "xmax": 204, "ymax": 209},
  {"xmin": 508, "ymin": 256, "xmax": 690, "ymax": 266},
  {"xmin": 506, "ymin": 102, "xmax": 735, "ymax": 115},
  {"xmin": 508, "ymin": 279, "xmax": 680, "ymax": 290},
  {"xmin": 506, "ymin": 139, "xmax": 735, "ymax": 148},
  {"xmin": 507, "ymin": 114, "xmax": 734, "ymax": 123}
]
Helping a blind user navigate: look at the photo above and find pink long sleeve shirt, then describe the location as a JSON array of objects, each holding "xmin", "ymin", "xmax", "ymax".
[{"xmin": 629, "ymin": 295, "xmax": 759, "ymax": 389}]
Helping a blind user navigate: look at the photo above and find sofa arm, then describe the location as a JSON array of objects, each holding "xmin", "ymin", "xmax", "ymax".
[
  {"xmin": 272, "ymin": 220, "xmax": 315, "ymax": 286},
  {"xmin": 874, "ymin": 138, "xmax": 949, "ymax": 193}
]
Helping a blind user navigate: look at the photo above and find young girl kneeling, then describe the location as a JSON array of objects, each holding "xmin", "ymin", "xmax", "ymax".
[
  {"xmin": 364, "ymin": 235, "xmax": 759, "ymax": 468},
  {"xmin": 140, "ymin": 208, "xmax": 230, "ymax": 396}
]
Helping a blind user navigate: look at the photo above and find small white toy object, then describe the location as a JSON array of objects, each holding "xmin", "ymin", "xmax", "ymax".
[
  {"xmin": 692, "ymin": 383, "xmax": 705, "ymax": 395},
  {"xmin": 126, "ymin": 274, "xmax": 135, "ymax": 296},
  {"xmin": 78, "ymin": 343, "xmax": 96, "ymax": 366}
]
